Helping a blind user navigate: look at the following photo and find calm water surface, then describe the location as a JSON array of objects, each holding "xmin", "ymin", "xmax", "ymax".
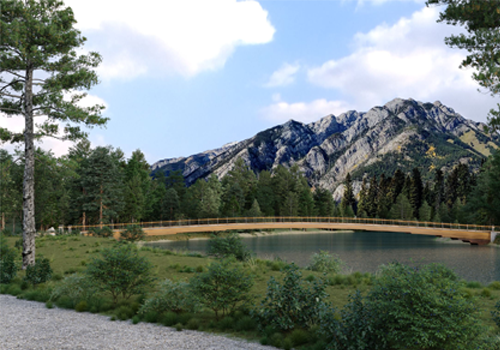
[{"xmin": 148, "ymin": 231, "xmax": 500, "ymax": 284}]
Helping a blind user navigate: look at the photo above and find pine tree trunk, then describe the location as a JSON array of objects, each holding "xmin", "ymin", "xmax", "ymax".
[{"xmin": 22, "ymin": 66, "xmax": 36, "ymax": 269}]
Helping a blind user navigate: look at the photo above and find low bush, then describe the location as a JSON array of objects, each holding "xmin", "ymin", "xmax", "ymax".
[
  {"xmin": 488, "ymin": 281, "xmax": 500, "ymax": 290},
  {"xmin": 115, "ymin": 305, "xmax": 136, "ymax": 320},
  {"xmin": 50, "ymin": 274, "xmax": 99, "ymax": 307},
  {"xmin": 186, "ymin": 318, "xmax": 201, "ymax": 330},
  {"xmin": 24, "ymin": 257, "xmax": 52, "ymax": 286},
  {"xmin": 139, "ymin": 279, "xmax": 199, "ymax": 315},
  {"xmin": 75, "ymin": 301, "xmax": 88, "ymax": 312},
  {"xmin": 132, "ymin": 316, "xmax": 140, "ymax": 324},
  {"xmin": 85, "ymin": 244, "xmax": 155, "ymax": 305},
  {"xmin": 467, "ymin": 281, "xmax": 483, "ymax": 289},
  {"xmin": 322, "ymin": 263, "xmax": 485, "ymax": 350},
  {"xmin": 120, "ymin": 225, "xmax": 145, "ymax": 242},
  {"xmin": 235, "ymin": 316, "xmax": 257, "ymax": 332},
  {"xmin": 254, "ymin": 263, "xmax": 329, "ymax": 331},
  {"xmin": 218, "ymin": 316, "xmax": 234, "ymax": 331},
  {"xmin": 161, "ymin": 312, "xmax": 178, "ymax": 327},
  {"xmin": 492, "ymin": 301, "xmax": 500, "ymax": 328},
  {"xmin": 290, "ymin": 328, "xmax": 310, "ymax": 347},
  {"xmin": 142, "ymin": 311, "xmax": 159, "ymax": 323},
  {"xmin": 307, "ymin": 250, "xmax": 345, "ymax": 274},
  {"xmin": 0, "ymin": 235, "xmax": 18, "ymax": 284},
  {"xmin": 206, "ymin": 233, "xmax": 251, "ymax": 261},
  {"xmin": 190, "ymin": 258, "xmax": 254, "ymax": 320}
]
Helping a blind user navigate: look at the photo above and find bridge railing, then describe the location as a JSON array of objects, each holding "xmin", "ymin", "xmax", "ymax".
[{"xmin": 67, "ymin": 216, "xmax": 493, "ymax": 233}]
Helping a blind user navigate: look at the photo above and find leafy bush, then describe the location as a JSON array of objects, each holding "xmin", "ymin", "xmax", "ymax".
[
  {"xmin": 85, "ymin": 244, "xmax": 155, "ymax": 305},
  {"xmin": 139, "ymin": 279, "xmax": 199, "ymax": 315},
  {"xmin": 492, "ymin": 301, "xmax": 500, "ymax": 328},
  {"xmin": 307, "ymin": 250, "xmax": 345, "ymax": 274},
  {"xmin": 206, "ymin": 233, "xmax": 251, "ymax": 261},
  {"xmin": 115, "ymin": 305, "xmax": 136, "ymax": 320},
  {"xmin": 254, "ymin": 263, "xmax": 329, "ymax": 331},
  {"xmin": 190, "ymin": 258, "xmax": 254, "ymax": 320},
  {"xmin": 235, "ymin": 316, "xmax": 257, "ymax": 331},
  {"xmin": 161, "ymin": 312, "xmax": 178, "ymax": 327},
  {"xmin": 75, "ymin": 301, "xmax": 88, "ymax": 312},
  {"xmin": 488, "ymin": 281, "xmax": 500, "ymax": 290},
  {"xmin": 120, "ymin": 225, "xmax": 145, "ymax": 241},
  {"xmin": 24, "ymin": 257, "xmax": 52, "ymax": 286},
  {"xmin": 99, "ymin": 226, "xmax": 114, "ymax": 238},
  {"xmin": 50, "ymin": 274, "xmax": 99, "ymax": 307},
  {"xmin": 323, "ymin": 263, "xmax": 484, "ymax": 350},
  {"xmin": 0, "ymin": 236, "xmax": 18, "ymax": 283}
]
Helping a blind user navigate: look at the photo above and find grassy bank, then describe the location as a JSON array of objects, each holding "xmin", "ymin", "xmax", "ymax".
[{"xmin": 2, "ymin": 233, "xmax": 500, "ymax": 349}]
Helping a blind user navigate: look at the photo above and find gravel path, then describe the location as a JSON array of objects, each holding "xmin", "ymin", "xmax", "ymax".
[{"xmin": 0, "ymin": 295, "xmax": 276, "ymax": 350}]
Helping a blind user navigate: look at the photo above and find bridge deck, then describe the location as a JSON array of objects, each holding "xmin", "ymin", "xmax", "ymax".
[{"xmin": 138, "ymin": 222, "xmax": 491, "ymax": 244}]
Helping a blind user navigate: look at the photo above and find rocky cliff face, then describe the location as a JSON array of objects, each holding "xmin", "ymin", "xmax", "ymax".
[{"xmin": 151, "ymin": 98, "xmax": 499, "ymax": 198}]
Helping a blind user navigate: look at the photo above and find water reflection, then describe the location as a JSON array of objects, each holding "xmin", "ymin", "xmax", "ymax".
[{"xmin": 148, "ymin": 231, "xmax": 500, "ymax": 284}]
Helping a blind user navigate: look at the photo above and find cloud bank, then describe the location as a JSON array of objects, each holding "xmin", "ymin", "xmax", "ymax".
[{"xmin": 66, "ymin": 0, "xmax": 276, "ymax": 79}]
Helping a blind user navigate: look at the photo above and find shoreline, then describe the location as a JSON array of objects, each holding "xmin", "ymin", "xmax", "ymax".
[{"xmin": 141, "ymin": 229, "xmax": 355, "ymax": 245}]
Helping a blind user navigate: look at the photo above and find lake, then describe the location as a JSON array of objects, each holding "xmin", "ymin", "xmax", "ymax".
[{"xmin": 146, "ymin": 230, "xmax": 500, "ymax": 284}]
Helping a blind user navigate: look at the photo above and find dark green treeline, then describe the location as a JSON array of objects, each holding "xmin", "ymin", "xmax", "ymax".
[{"xmin": 1, "ymin": 141, "xmax": 499, "ymax": 232}]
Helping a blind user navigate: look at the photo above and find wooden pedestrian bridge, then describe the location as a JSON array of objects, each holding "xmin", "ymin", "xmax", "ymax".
[{"xmin": 74, "ymin": 217, "xmax": 497, "ymax": 245}]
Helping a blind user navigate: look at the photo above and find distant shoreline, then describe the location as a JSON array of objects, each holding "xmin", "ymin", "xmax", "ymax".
[{"xmin": 141, "ymin": 229, "xmax": 355, "ymax": 245}]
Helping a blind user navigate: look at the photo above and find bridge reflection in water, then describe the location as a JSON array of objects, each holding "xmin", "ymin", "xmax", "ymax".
[{"xmin": 69, "ymin": 217, "xmax": 494, "ymax": 246}]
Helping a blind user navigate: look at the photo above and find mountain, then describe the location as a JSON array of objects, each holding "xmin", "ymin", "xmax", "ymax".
[{"xmin": 151, "ymin": 98, "xmax": 500, "ymax": 196}]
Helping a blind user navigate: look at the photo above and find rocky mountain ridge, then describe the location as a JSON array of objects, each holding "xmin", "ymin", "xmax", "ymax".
[{"xmin": 152, "ymin": 98, "xmax": 499, "ymax": 196}]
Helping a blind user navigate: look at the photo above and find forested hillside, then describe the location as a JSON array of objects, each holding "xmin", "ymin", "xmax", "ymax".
[{"xmin": 1, "ymin": 142, "xmax": 499, "ymax": 232}]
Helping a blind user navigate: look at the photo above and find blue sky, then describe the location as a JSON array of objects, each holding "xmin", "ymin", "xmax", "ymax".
[{"xmin": 3, "ymin": 0, "xmax": 498, "ymax": 164}]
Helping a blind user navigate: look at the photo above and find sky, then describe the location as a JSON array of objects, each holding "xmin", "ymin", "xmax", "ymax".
[{"xmin": 2, "ymin": 0, "xmax": 498, "ymax": 165}]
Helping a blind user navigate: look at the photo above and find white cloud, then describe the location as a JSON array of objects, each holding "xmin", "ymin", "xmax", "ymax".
[
  {"xmin": 66, "ymin": 0, "xmax": 275, "ymax": 79},
  {"xmin": 261, "ymin": 97, "xmax": 353, "ymax": 123},
  {"xmin": 307, "ymin": 6, "xmax": 497, "ymax": 123},
  {"xmin": 265, "ymin": 62, "xmax": 300, "ymax": 87},
  {"xmin": 1, "ymin": 93, "xmax": 109, "ymax": 158}
]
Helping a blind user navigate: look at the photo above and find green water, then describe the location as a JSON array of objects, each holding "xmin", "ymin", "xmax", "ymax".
[{"xmin": 148, "ymin": 231, "xmax": 500, "ymax": 284}]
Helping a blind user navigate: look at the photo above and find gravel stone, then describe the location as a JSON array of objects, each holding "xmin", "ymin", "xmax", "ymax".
[{"xmin": 0, "ymin": 295, "xmax": 276, "ymax": 350}]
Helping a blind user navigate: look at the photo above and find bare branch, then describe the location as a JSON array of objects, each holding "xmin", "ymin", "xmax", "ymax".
[
  {"xmin": 0, "ymin": 107, "xmax": 24, "ymax": 114},
  {"xmin": 2, "ymin": 70, "xmax": 26, "ymax": 80},
  {"xmin": 0, "ymin": 92, "xmax": 22, "ymax": 99},
  {"xmin": 0, "ymin": 79, "xmax": 22, "ymax": 93}
]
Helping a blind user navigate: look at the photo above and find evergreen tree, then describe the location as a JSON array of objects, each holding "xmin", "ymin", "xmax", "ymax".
[
  {"xmin": 419, "ymin": 201, "xmax": 432, "ymax": 222},
  {"xmin": 298, "ymin": 178, "xmax": 315, "ymax": 217},
  {"xmin": 432, "ymin": 168, "xmax": 445, "ymax": 211},
  {"xmin": 247, "ymin": 199, "xmax": 263, "ymax": 217},
  {"xmin": 389, "ymin": 169, "xmax": 405, "ymax": 203},
  {"xmin": 282, "ymin": 191, "xmax": 300, "ymax": 217},
  {"xmin": 377, "ymin": 174, "xmax": 392, "ymax": 219},
  {"xmin": 410, "ymin": 168, "xmax": 423, "ymax": 219},
  {"xmin": 166, "ymin": 170, "xmax": 186, "ymax": 202},
  {"xmin": 221, "ymin": 182, "xmax": 245, "ymax": 217},
  {"xmin": 0, "ymin": 0, "xmax": 106, "ymax": 267},
  {"xmin": 146, "ymin": 172, "xmax": 167, "ymax": 221},
  {"xmin": 389, "ymin": 194, "xmax": 413, "ymax": 220},
  {"xmin": 313, "ymin": 187, "xmax": 335, "ymax": 217},
  {"xmin": 223, "ymin": 158, "xmax": 257, "ymax": 211},
  {"xmin": 357, "ymin": 178, "xmax": 369, "ymax": 218},
  {"xmin": 163, "ymin": 188, "xmax": 180, "ymax": 221},
  {"xmin": 366, "ymin": 175, "xmax": 379, "ymax": 217},
  {"xmin": 341, "ymin": 173, "xmax": 356, "ymax": 215},
  {"xmin": 0, "ymin": 150, "xmax": 22, "ymax": 232},
  {"xmin": 464, "ymin": 150, "xmax": 500, "ymax": 225},
  {"xmin": 78, "ymin": 147, "xmax": 124, "ymax": 226},
  {"xmin": 255, "ymin": 170, "xmax": 275, "ymax": 216}
]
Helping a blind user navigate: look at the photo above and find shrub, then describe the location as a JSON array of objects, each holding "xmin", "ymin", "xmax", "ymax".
[
  {"xmin": 75, "ymin": 301, "xmax": 88, "ymax": 312},
  {"xmin": 254, "ymin": 263, "xmax": 329, "ymax": 331},
  {"xmin": 218, "ymin": 316, "xmax": 234, "ymax": 330},
  {"xmin": 489, "ymin": 281, "xmax": 500, "ymax": 290},
  {"xmin": 143, "ymin": 311, "xmax": 159, "ymax": 323},
  {"xmin": 480, "ymin": 288, "xmax": 492, "ymax": 298},
  {"xmin": 190, "ymin": 258, "xmax": 254, "ymax": 320},
  {"xmin": 132, "ymin": 316, "xmax": 140, "ymax": 324},
  {"xmin": 24, "ymin": 257, "xmax": 52, "ymax": 286},
  {"xmin": 492, "ymin": 301, "xmax": 500, "ymax": 328},
  {"xmin": 324, "ymin": 263, "xmax": 484, "ymax": 350},
  {"xmin": 99, "ymin": 226, "xmax": 114, "ymax": 238},
  {"xmin": 206, "ymin": 233, "xmax": 251, "ymax": 261},
  {"xmin": 186, "ymin": 318, "xmax": 201, "ymax": 330},
  {"xmin": 0, "ymin": 236, "xmax": 18, "ymax": 284},
  {"xmin": 235, "ymin": 316, "xmax": 257, "ymax": 332},
  {"xmin": 467, "ymin": 281, "xmax": 483, "ymax": 289},
  {"xmin": 116, "ymin": 305, "xmax": 136, "ymax": 320},
  {"xmin": 161, "ymin": 312, "xmax": 178, "ymax": 327},
  {"xmin": 50, "ymin": 274, "xmax": 99, "ymax": 307},
  {"xmin": 307, "ymin": 250, "xmax": 345, "ymax": 274},
  {"xmin": 139, "ymin": 279, "xmax": 199, "ymax": 315},
  {"xmin": 290, "ymin": 329, "xmax": 310, "ymax": 347},
  {"xmin": 120, "ymin": 225, "xmax": 145, "ymax": 241},
  {"xmin": 85, "ymin": 244, "xmax": 155, "ymax": 305},
  {"xmin": 45, "ymin": 300, "xmax": 54, "ymax": 309}
]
